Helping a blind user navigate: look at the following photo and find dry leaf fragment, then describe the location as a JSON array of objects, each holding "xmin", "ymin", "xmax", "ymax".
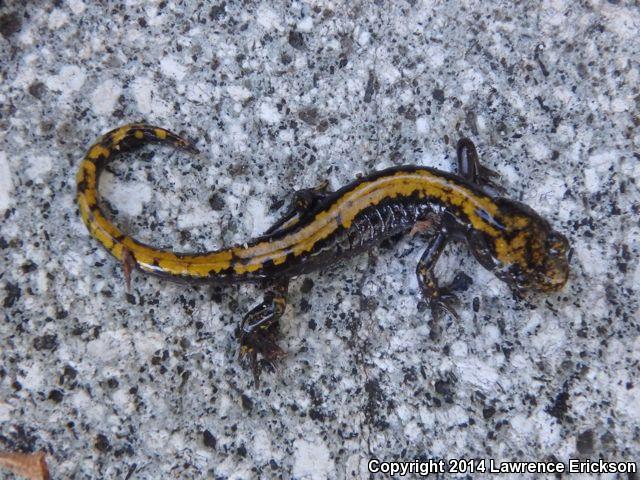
[
  {"xmin": 410, "ymin": 218, "xmax": 435, "ymax": 236},
  {"xmin": 0, "ymin": 451, "xmax": 50, "ymax": 480}
]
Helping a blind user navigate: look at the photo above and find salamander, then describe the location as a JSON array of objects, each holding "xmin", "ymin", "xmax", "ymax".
[{"xmin": 77, "ymin": 124, "xmax": 570, "ymax": 383}]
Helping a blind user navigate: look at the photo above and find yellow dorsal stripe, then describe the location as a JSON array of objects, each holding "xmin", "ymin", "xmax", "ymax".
[
  {"xmin": 227, "ymin": 170, "xmax": 501, "ymax": 273},
  {"xmin": 78, "ymin": 126, "xmax": 505, "ymax": 279}
]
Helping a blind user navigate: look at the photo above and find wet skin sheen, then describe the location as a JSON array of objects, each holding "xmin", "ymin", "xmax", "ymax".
[{"xmin": 77, "ymin": 124, "xmax": 570, "ymax": 382}]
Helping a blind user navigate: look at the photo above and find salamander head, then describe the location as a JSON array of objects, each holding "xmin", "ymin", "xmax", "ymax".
[
  {"xmin": 469, "ymin": 199, "xmax": 570, "ymax": 294},
  {"xmin": 519, "ymin": 227, "xmax": 570, "ymax": 293}
]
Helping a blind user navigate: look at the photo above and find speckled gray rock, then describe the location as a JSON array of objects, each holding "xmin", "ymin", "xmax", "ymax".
[{"xmin": 1, "ymin": 1, "xmax": 638, "ymax": 479}]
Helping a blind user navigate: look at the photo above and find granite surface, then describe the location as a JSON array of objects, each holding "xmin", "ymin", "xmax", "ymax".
[{"xmin": 1, "ymin": 1, "xmax": 639, "ymax": 479}]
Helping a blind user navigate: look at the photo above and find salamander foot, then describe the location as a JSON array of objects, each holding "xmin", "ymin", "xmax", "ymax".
[
  {"xmin": 239, "ymin": 326, "xmax": 287, "ymax": 386},
  {"xmin": 238, "ymin": 282, "xmax": 289, "ymax": 385},
  {"xmin": 457, "ymin": 138, "xmax": 506, "ymax": 195},
  {"xmin": 426, "ymin": 287, "xmax": 460, "ymax": 321}
]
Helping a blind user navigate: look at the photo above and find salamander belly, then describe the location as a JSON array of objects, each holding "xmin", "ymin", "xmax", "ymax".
[{"xmin": 259, "ymin": 197, "xmax": 439, "ymax": 278}]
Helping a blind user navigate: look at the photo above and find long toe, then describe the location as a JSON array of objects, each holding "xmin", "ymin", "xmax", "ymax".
[
  {"xmin": 432, "ymin": 298, "xmax": 460, "ymax": 321},
  {"xmin": 437, "ymin": 288, "xmax": 460, "ymax": 305}
]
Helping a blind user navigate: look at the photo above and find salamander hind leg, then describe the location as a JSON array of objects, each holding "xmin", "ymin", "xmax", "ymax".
[
  {"xmin": 239, "ymin": 280, "xmax": 289, "ymax": 385},
  {"xmin": 456, "ymin": 138, "xmax": 505, "ymax": 194},
  {"xmin": 262, "ymin": 180, "xmax": 332, "ymax": 236},
  {"xmin": 416, "ymin": 232, "xmax": 460, "ymax": 321}
]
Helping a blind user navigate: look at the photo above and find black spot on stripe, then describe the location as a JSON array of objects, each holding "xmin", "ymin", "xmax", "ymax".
[{"xmin": 236, "ymin": 255, "xmax": 254, "ymax": 265}]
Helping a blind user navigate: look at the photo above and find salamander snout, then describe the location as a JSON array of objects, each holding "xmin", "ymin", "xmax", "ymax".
[{"xmin": 535, "ymin": 230, "xmax": 570, "ymax": 292}]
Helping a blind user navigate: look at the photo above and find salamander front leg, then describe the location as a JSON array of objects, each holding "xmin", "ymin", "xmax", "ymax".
[
  {"xmin": 416, "ymin": 232, "xmax": 460, "ymax": 320},
  {"xmin": 457, "ymin": 138, "xmax": 505, "ymax": 195},
  {"xmin": 262, "ymin": 180, "xmax": 332, "ymax": 236},
  {"xmin": 239, "ymin": 280, "xmax": 289, "ymax": 385}
]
